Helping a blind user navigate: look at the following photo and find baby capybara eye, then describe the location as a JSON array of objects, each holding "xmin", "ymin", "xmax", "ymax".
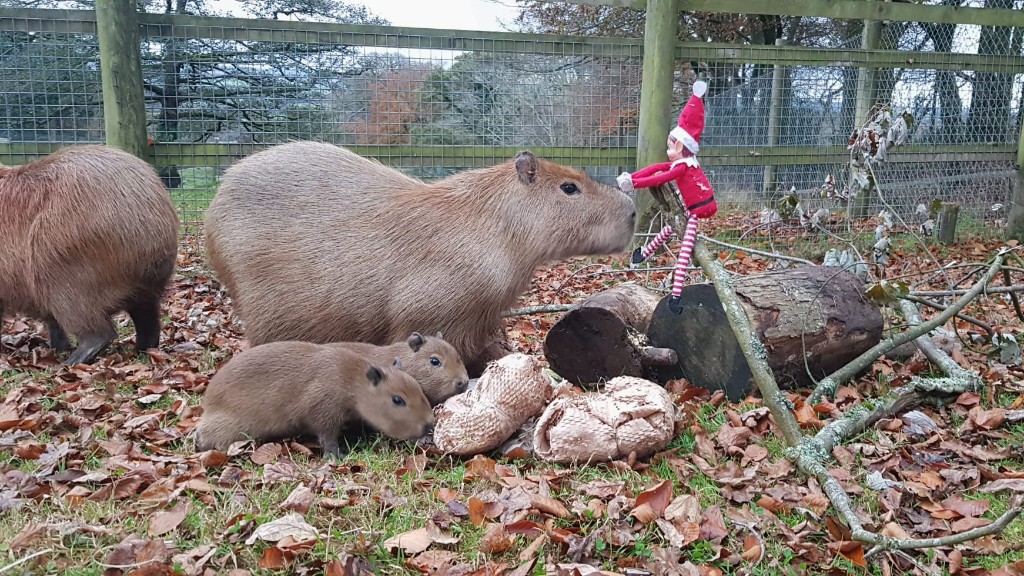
[
  {"xmin": 561, "ymin": 182, "xmax": 580, "ymax": 195},
  {"xmin": 392, "ymin": 395, "xmax": 406, "ymax": 407}
]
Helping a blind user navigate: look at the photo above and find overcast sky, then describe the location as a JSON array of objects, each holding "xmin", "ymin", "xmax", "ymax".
[{"xmin": 358, "ymin": 0, "xmax": 520, "ymax": 31}]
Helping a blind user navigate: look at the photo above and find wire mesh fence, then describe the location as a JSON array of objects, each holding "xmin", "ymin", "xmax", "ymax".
[{"xmin": 1, "ymin": 6, "xmax": 1021, "ymax": 254}]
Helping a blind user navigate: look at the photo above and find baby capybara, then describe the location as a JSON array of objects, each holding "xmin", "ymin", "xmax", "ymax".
[
  {"xmin": 205, "ymin": 142, "xmax": 637, "ymax": 377},
  {"xmin": 194, "ymin": 341, "xmax": 435, "ymax": 458},
  {"xmin": 332, "ymin": 332, "xmax": 468, "ymax": 406},
  {"xmin": 0, "ymin": 145, "xmax": 179, "ymax": 365}
]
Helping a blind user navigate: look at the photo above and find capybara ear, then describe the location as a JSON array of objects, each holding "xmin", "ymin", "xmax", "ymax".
[
  {"xmin": 435, "ymin": 331, "xmax": 444, "ymax": 340},
  {"xmin": 366, "ymin": 366, "xmax": 384, "ymax": 386},
  {"xmin": 407, "ymin": 332, "xmax": 425, "ymax": 352},
  {"xmin": 515, "ymin": 151, "xmax": 537, "ymax": 184},
  {"xmin": 392, "ymin": 357, "xmax": 402, "ymax": 368}
]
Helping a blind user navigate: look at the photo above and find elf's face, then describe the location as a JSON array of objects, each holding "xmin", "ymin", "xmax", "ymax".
[{"xmin": 666, "ymin": 135, "xmax": 686, "ymax": 162}]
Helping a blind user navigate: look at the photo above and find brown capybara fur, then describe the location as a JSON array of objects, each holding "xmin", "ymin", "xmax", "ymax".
[
  {"xmin": 0, "ymin": 145, "xmax": 179, "ymax": 365},
  {"xmin": 331, "ymin": 332, "xmax": 469, "ymax": 406},
  {"xmin": 204, "ymin": 141, "xmax": 637, "ymax": 377},
  {"xmin": 194, "ymin": 341, "xmax": 435, "ymax": 458}
]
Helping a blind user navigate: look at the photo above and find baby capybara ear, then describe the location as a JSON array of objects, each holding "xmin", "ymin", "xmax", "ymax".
[
  {"xmin": 515, "ymin": 151, "xmax": 537, "ymax": 184},
  {"xmin": 435, "ymin": 331, "xmax": 444, "ymax": 340},
  {"xmin": 366, "ymin": 366, "xmax": 384, "ymax": 386},
  {"xmin": 407, "ymin": 332, "xmax": 425, "ymax": 352}
]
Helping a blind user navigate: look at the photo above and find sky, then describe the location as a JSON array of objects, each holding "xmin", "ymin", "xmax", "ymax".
[{"xmin": 357, "ymin": 0, "xmax": 521, "ymax": 32}]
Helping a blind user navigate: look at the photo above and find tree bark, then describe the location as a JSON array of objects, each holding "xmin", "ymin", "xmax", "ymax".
[
  {"xmin": 543, "ymin": 282, "xmax": 676, "ymax": 387},
  {"xmin": 646, "ymin": 266, "xmax": 883, "ymax": 401}
]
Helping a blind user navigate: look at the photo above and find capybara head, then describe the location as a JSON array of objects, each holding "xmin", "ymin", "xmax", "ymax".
[
  {"xmin": 399, "ymin": 331, "xmax": 470, "ymax": 405},
  {"xmin": 504, "ymin": 150, "xmax": 636, "ymax": 259},
  {"xmin": 356, "ymin": 364, "xmax": 435, "ymax": 441}
]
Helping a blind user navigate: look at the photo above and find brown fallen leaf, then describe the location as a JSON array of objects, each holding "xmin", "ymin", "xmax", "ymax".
[
  {"xmin": 740, "ymin": 534, "xmax": 762, "ymax": 562},
  {"xmin": 148, "ymin": 500, "xmax": 191, "ymax": 537},
  {"xmin": 968, "ymin": 407, "xmax": 1006, "ymax": 431},
  {"xmin": 664, "ymin": 494, "xmax": 701, "ymax": 524},
  {"xmin": 529, "ymin": 493, "xmax": 569, "ymax": 518},
  {"xmin": 979, "ymin": 478, "xmax": 1024, "ymax": 493},
  {"xmin": 251, "ymin": 443, "xmax": 282, "ymax": 465},
  {"xmin": 518, "ymin": 533, "xmax": 547, "ymax": 561},
  {"xmin": 629, "ymin": 479, "xmax": 673, "ymax": 524},
  {"xmin": 951, "ymin": 516, "xmax": 991, "ymax": 533},
  {"xmin": 479, "ymin": 523, "xmax": 514, "ymax": 554},
  {"xmin": 406, "ymin": 550, "xmax": 458, "ymax": 573},
  {"xmin": 258, "ymin": 546, "xmax": 288, "ymax": 570},
  {"xmin": 244, "ymin": 512, "xmax": 319, "ymax": 545},
  {"xmin": 10, "ymin": 522, "xmax": 45, "ymax": 551},
  {"xmin": 383, "ymin": 527, "xmax": 433, "ymax": 555},
  {"xmin": 281, "ymin": 484, "xmax": 314, "ymax": 514}
]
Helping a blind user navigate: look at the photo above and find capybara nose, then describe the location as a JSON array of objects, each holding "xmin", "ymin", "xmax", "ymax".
[
  {"xmin": 423, "ymin": 422, "xmax": 435, "ymax": 436},
  {"xmin": 456, "ymin": 379, "xmax": 469, "ymax": 392}
]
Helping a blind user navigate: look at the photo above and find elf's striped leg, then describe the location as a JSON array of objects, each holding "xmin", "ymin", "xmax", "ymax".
[
  {"xmin": 630, "ymin": 224, "xmax": 674, "ymax": 266},
  {"xmin": 668, "ymin": 215, "xmax": 699, "ymax": 314}
]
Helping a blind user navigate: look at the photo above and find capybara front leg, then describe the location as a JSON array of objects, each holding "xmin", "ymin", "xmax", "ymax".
[
  {"xmin": 318, "ymin": 433, "xmax": 344, "ymax": 460},
  {"xmin": 64, "ymin": 318, "xmax": 116, "ymax": 365},
  {"xmin": 45, "ymin": 317, "xmax": 72, "ymax": 352},
  {"xmin": 126, "ymin": 297, "xmax": 163, "ymax": 353}
]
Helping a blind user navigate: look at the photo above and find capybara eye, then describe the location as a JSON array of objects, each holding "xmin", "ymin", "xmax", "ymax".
[
  {"xmin": 430, "ymin": 356, "xmax": 442, "ymax": 367},
  {"xmin": 392, "ymin": 395, "xmax": 406, "ymax": 407},
  {"xmin": 560, "ymin": 182, "xmax": 580, "ymax": 195}
]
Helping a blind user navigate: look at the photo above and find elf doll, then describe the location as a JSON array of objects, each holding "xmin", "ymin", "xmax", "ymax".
[{"xmin": 617, "ymin": 80, "xmax": 717, "ymax": 314}]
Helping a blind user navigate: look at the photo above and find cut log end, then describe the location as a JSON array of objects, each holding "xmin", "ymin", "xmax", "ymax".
[{"xmin": 639, "ymin": 346, "xmax": 678, "ymax": 367}]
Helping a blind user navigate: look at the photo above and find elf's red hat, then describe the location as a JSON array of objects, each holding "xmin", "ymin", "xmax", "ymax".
[{"xmin": 670, "ymin": 80, "xmax": 707, "ymax": 155}]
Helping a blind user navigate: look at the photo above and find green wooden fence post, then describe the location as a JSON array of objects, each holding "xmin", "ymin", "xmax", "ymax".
[
  {"xmin": 1007, "ymin": 113, "xmax": 1024, "ymax": 241},
  {"xmin": 850, "ymin": 0, "xmax": 882, "ymax": 218},
  {"xmin": 96, "ymin": 0, "xmax": 150, "ymax": 161},
  {"xmin": 635, "ymin": 0, "xmax": 679, "ymax": 229},
  {"xmin": 762, "ymin": 38, "xmax": 787, "ymax": 197}
]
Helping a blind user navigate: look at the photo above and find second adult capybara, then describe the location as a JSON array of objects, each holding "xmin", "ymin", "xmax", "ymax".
[
  {"xmin": 194, "ymin": 341, "xmax": 435, "ymax": 458},
  {"xmin": 204, "ymin": 142, "xmax": 637, "ymax": 376},
  {"xmin": 331, "ymin": 332, "xmax": 469, "ymax": 406},
  {"xmin": 0, "ymin": 145, "xmax": 179, "ymax": 365}
]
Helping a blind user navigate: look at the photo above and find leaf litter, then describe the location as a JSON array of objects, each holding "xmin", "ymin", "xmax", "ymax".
[{"xmin": 0, "ymin": 233, "xmax": 1022, "ymax": 574}]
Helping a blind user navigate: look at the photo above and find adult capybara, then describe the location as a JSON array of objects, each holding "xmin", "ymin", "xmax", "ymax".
[
  {"xmin": 332, "ymin": 332, "xmax": 469, "ymax": 406},
  {"xmin": 0, "ymin": 145, "xmax": 179, "ymax": 365},
  {"xmin": 194, "ymin": 342, "xmax": 435, "ymax": 458},
  {"xmin": 205, "ymin": 142, "xmax": 637, "ymax": 376}
]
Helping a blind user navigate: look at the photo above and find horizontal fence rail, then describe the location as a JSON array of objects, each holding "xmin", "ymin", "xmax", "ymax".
[{"xmin": 1, "ymin": 6, "xmax": 1021, "ymax": 245}]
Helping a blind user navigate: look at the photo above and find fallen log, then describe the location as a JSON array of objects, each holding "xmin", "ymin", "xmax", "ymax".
[
  {"xmin": 646, "ymin": 265, "xmax": 883, "ymax": 401},
  {"xmin": 543, "ymin": 282, "xmax": 677, "ymax": 386}
]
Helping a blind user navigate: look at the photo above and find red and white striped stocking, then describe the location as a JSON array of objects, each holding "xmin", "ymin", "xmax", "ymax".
[
  {"xmin": 670, "ymin": 215, "xmax": 700, "ymax": 299},
  {"xmin": 638, "ymin": 224, "xmax": 674, "ymax": 261}
]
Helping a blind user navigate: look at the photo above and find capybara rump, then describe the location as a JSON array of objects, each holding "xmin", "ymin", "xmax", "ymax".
[{"xmin": 0, "ymin": 145, "xmax": 179, "ymax": 364}]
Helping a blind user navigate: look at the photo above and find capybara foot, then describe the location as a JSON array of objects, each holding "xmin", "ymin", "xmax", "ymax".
[
  {"xmin": 668, "ymin": 296, "xmax": 683, "ymax": 315},
  {"xmin": 630, "ymin": 247, "xmax": 645, "ymax": 267},
  {"xmin": 127, "ymin": 297, "xmax": 163, "ymax": 352},
  {"xmin": 64, "ymin": 324, "xmax": 116, "ymax": 365},
  {"xmin": 46, "ymin": 318, "xmax": 72, "ymax": 352},
  {"xmin": 318, "ymin": 436, "xmax": 344, "ymax": 460}
]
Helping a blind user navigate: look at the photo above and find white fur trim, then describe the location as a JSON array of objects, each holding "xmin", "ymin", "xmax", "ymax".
[
  {"xmin": 670, "ymin": 126, "xmax": 700, "ymax": 154},
  {"xmin": 692, "ymin": 80, "xmax": 707, "ymax": 98},
  {"xmin": 670, "ymin": 156, "xmax": 699, "ymax": 170}
]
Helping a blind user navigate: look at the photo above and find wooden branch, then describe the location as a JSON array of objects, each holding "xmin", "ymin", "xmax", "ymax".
[
  {"xmin": 902, "ymin": 294, "xmax": 994, "ymax": 337},
  {"xmin": 503, "ymin": 304, "xmax": 573, "ymax": 317},
  {"xmin": 807, "ymin": 249, "xmax": 1010, "ymax": 405}
]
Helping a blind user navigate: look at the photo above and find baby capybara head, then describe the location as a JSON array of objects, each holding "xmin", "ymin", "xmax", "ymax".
[
  {"xmin": 401, "ymin": 331, "xmax": 469, "ymax": 405},
  {"xmin": 508, "ymin": 151, "xmax": 637, "ymax": 258},
  {"xmin": 356, "ymin": 362, "xmax": 435, "ymax": 441}
]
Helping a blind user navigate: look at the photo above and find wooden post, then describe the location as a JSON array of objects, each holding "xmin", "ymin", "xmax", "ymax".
[
  {"xmin": 1007, "ymin": 112, "xmax": 1024, "ymax": 241},
  {"xmin": 634, "ymin": 0, "xmax": 679, "ymax": 228},
  {"xmin": 96, "ymin": 0, "xmax": 150, "ymax": 162},
  {"xmin": 850, "ymin": 1, "xmax": 882, "ymax": 218},
  {"xmin": 936, "ymin": 202, "xmax": 960, "ymax": 245},
  {"xmin": 762, "ymin": 38, "xmax": 786, "ymax": 196}
]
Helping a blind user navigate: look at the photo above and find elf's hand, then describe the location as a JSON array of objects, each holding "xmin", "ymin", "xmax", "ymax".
[{"xmin": 616, "ymin": 172, "xmax": 635, "ymax": 194}]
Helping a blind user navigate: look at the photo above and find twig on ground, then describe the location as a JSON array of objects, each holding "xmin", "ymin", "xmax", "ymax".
[
  {"xmin": 901, "ymin": 295, "xmax": 993, "ymax": 337},
  {"xmin": 503, "ymin": 304, "xmax": 573, "ymax": 317},
  {"xmin": 698, "ymin": 234, "xmax": 816, "ymax": 266},
  {"xmin": 730, "ymin": 519, "xmax": 766, "ymax": 566},
  {"xmin": 0, "ymin": 549, "xmax": 54, "ymax": 574},
  {"xmin": 911, "ymin": 284, "xmax": 1024, "ymax": 298}
]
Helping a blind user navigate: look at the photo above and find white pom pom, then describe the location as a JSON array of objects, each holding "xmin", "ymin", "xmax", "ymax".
[{"xmin": 692, "ymin": 79, "xmax": 707, "ymax": 98}]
